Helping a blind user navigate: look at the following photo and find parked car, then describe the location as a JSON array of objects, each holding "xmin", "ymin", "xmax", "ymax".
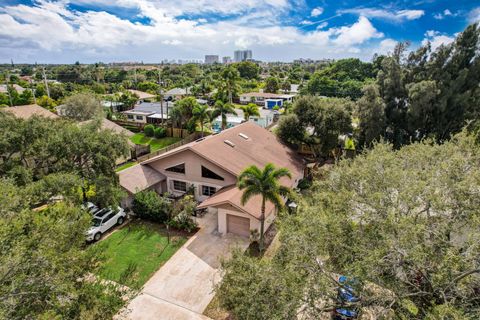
[
  {"xmin": 86, "ymin": 207, "xmax": 126, "ymax": 242},
  {"xmin": 332, "ymin": 276, "xmax": 361, "ymax": 320}
]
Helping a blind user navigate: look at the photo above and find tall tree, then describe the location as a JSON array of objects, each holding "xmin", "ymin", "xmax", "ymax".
[
  {"xmin": 235, "ymin": 61, "xmax": 260, "ymax": 80},
  {"xmin": 220, "ymin": 65, "xmax": 240, "ymax": 104},
  {"xmin": 211, "ymin": 100, "xmax": 237, "ymax": 130},
  {"xmin": 237, "ymin": 163, "xmax": 291, "ymax": 252},
  {"xmin": 0, "ymin": 179, "xmax": 124, "ymax": 319},
  {"xmin": 356, "ymin": 84, "xmax": 386, "ymax": 147},
  {"xmin": 264, "ymin": 77, "xmax": 280, "ymax": 93},
  {"xmin": 192, "ymin": 104, "xmax": 212, "ymax": 137},
  {"xmin": 62, "ymin": 93, "xmax": 103, "ymax": 121},
  {"xmin": 239, "ymin": 103, "xmax": 260, "ymax": 121},
  {"xmin": 218, "ymin": 132, "xmax": 480, "ymax": 319}
]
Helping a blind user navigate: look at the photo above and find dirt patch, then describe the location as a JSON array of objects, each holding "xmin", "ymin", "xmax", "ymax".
[
  {"xmin": 246, "ymin": 223, "xmax": 277, "ymax": 257},
  {"xmin": 203, "ymin": 294, "xmax": 232, "ymax": 320}
]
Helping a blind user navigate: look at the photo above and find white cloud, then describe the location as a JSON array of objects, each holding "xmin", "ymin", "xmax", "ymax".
[
  {"xmin": 0, "ymin": 1, "xmax": 388, "ymax": 62},
  {"xmin": 378, "ymin": 38, "xmax": 397, "ymax": 54},
  {"xmin": 422, "ymin": 30, "xmax": 455, "ymax": 51},
  {"xmin": 316, "ymin": 22, "xmax": 328, "ymax": 29},
  {"xmin": 300, "ymin": 20, "xmax": 313, "ymax": 25},
  {"xmin": 311, "ymin": 7, "xmax": 323, "ymax": 17},
  {"xmin": 433, "ymin": 8, "xmax": 455, "ymax": 20},
  {"xmin": 331, "ymin": 16, "xmax": 384, "ymax": 46},
  {"xmin": 339, "ymin": 8, "xmax": 424, "ymax": 22},
  {"xmin": 468, "ymin": 7, "xmax": 480, "ymax": 23}
]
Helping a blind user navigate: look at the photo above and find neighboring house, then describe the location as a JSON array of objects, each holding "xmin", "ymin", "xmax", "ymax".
[
  {"xmin": 127, "ymin": 89, "xmax": 156, "ymax": 101},
  {"xmin": 239, "ymin": 92, "xmax": 295, "ymax": 106},
  {"xmin": 0, "ymin": 84, "xmax": 26, "ymax": 94},
  {"xmin": 213, "ymin": 108, "xmax": 275, "ymax": 130},
  {"xmin": 3, "ymin": 104, "xmax": 58, "ymax": 119},
  {"xmin": 164, "ymin": 87, "xmax": 191, "ymax": 101},
  {"xmin": 212, "ymin": 115, "xmax": 244, "ymax": 132},
  {"xmin": 290, "ymin": 84, "xmax": 300, "ymax": 94},
  {"xmin": 237, "ymin": 108, "xmax": 275, "ymax": 128},
  {"xmin": 123, "ymin": 101, "xmax": 174, "ymax": 124},
  {"xmin": 102, "ymin": 100, "xmax": 124, "ymax": 112},
  {"xmin": 118, "ymin": 122, "xmax": 304, "ymax": 237}
]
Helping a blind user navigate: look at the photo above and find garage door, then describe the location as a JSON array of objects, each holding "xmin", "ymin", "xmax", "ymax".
[{"xmin": 226, "ymin": 214, "xmax": 250, "ymax": 237}]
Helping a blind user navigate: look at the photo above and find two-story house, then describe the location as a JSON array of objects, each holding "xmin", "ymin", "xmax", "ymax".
[{"xmin": 118, "ymin": 122, "xmax": 304, "ymax": 237}]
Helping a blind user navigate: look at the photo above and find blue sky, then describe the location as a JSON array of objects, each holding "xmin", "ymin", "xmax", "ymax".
[{"xmin": 0, "ymin": 0, "xmax": 479, "ymax": 63}]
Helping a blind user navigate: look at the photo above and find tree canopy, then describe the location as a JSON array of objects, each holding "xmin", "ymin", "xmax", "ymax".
[
  {"xmin": 0, "ymin": 113, "xmax": 129, "ymax": 319},
  {"xmin": 361, "ymin": 23, "xmax": 480, "ymax": 147},
  {"xmin": 217, "ymin": 132, "xmax": 480, "ymax": 319}
]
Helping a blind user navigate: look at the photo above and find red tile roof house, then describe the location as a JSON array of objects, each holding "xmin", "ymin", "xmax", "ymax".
[{"xmin": 118, "ymin": 122, "xmax": 304, "ymax": 237}]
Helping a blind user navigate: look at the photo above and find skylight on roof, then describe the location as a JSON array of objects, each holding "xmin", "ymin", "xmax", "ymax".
[
  {"xmin": 239, "ymin": 133, "xmax": 249, "ymax": 140},
  {"xmin": 224, "ymin": 140, "xmax": 235, "ymax": 147}
]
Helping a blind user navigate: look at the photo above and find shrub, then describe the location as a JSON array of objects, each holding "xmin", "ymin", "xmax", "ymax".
[
  {"xmin": 154, "ymin": 127, "xmax": 166, "ymax": 138},
  {"xmin": 132, "ymin": 190, "xmax": 172, "ymax": 223},
  {"xmin": 297, "ymin": 178, "xmax": 312, "ymax": 190},
  {"xmin": 144, "ymin": 124, "xmax": 155, "ymax": 137},
  {"xmin": 167, "ymin": 195, "xmax": 198, "ymax": 232}
]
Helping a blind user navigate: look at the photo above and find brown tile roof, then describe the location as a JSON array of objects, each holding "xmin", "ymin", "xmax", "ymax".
[
  {"xmin": 4, "ymin": 104, "xmax": 58, "ymax": 119},
  {"xmin": 128, "ymin": 89, "xmax": 156, "ymax": 100},
  {"xmin": 144, "ymin": 122, "xmax": 304, "ymax": 219},
  {"xmin": 197, "ymin": 185, "xmax": 275, "ymax": 220},
  {"xmin": 118, "ymin": 164, "xmax": 166, "ymax": 194}
]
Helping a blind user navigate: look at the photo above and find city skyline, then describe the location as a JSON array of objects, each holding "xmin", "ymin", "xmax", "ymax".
[{"xmin": 0, "ymin": 0, "xmax": 479, "ymax": 63}]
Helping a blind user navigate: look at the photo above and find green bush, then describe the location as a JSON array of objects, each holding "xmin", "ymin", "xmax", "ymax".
[
  {"xmin": 144, "ymin": 124, "xmax": 155, "ymax": 137},
  {"xmin": 167, "ymin": 195, "xmax": 198, "ymax": 232},
  {"xmin": 132, "ymin": 190, "xmax": 172, "ymax": 223},
  {"xmin": 154, "ymin": 127, "xmax": 166, "ymax": 139},
  {"xmin": 297, "ymin": 178, "xmax": 312, "ymax": 190}
]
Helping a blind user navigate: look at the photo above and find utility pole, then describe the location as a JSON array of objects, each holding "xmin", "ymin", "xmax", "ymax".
[
  {"xmin": 158, "ymin": 66, "xmax": 164, "ymax": 123},
  {"xmin": 5, "ymin": 72, "xmax": 13, "ymax": 107},
  {"xmin": 42, "ymin": 67, "xmax": 50, "ymax": 99},
  {"xmin": 134, "ymin": 67, "xmax": 137, "ymax": 89},
  {"xmin": 30, "ymin": 79, "xmax": 37, "ymax": 105}
]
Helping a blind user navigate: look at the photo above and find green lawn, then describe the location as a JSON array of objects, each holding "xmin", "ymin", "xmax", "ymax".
[
  {"xmin": 115, "ymin": 161, "xmax": 137, "ymax": 172},
  {"xmin": 92, "ymin": 221, "xmax": 187, "ymax": 289},
  {"xmin": 129, "ymin": 133, "xmax": 182, "ymax": 152}
]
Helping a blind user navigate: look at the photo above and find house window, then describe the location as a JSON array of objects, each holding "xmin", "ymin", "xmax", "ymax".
[
  {"xmin": 172, "ymin": 180, "xmax": 187, "ymax": 192},
  {"xmin": 166, "ymin": 163, "xmax": 185, "ymax": 174},
  {"xmin": 136, "ymin": 115, "xmax": 144, "ymax": 120},
  {"xmin": 201, "ymin": 166, "xmax": 224, "ymax": 181},
  {"xmin": 201, "ymin": 186, "xmax": 216, "ymax": 196},
  {"xmin": 127, "ymin": 115, "xmax": 134, "ymax": 120}
]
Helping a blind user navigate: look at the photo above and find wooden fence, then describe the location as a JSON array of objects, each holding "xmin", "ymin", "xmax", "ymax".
[
  {"xmin": 112, "ymin": 120, "xmax": 189, "ymax": 138},
  {"xmin": 136, "ymin": 131, "xmax": 207, "ymax": 162}
]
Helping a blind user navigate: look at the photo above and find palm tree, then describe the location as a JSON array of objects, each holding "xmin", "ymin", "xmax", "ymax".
[
  {"xmin": 221, "ymin": 65, "xmax": 240, "ymax": 104},
  {"xmin": 212, "ymin": 100, "xmax": 237, "ymax": 130},
  {"xmin": 240, "ymin": 103, "xmax": 260, "ymax": 121},
  {"xmin": 237, "ymin": 163, "xmax": 291, "ymax": 252},
  {"xmin": 169, "ymin": 106, "xmax": 183, "ymax": 133},
  {"xmin": 192, "ymin": 104, "xmax": 212, "ymax": 137},
  {"xmin": 155, "ymin": 91, "xmax": 164, "ymax": 123}
]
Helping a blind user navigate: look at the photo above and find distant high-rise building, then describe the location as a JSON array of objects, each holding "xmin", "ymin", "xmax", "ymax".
[
  {"xmin": 204, "ymin": 55, "xmax": 219, "ymax": 64},
  {"xmin": 222, "ymin": 56, "xmax": 232, "ymax": 64},
  {"xmin": 234, "ymin": 50, "xmax": 253, "ymax": 62}
]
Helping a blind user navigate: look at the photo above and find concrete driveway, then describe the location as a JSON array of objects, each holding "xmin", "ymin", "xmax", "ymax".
[{"xmin": 117, "ymin": 212, "xmax": 249, "ymax": 320}]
